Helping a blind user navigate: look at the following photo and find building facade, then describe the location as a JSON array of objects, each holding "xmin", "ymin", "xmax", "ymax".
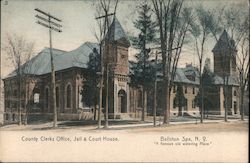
[{"xmin": 3, "ymin": 20, "xmax": 240, "ymax": 124}]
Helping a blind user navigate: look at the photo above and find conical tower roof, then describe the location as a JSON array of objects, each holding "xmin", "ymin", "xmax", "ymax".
[
  {"xmin": 212, "ymin": 30, "xmax": 236, "ymax": 53},
  {"xmin": 105, "ymin": 17, "xmax": 130, "ymax": 47}
]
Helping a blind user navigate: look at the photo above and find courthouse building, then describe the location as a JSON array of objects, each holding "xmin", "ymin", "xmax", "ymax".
[{"xmin": 3, "ymin": 18, "xmax": 239, "ymax": 123}]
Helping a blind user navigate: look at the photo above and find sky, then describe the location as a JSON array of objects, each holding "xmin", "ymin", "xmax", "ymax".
[{"xmin": 0, "ymin": 0, "xmax": 248, "ymax": 78}]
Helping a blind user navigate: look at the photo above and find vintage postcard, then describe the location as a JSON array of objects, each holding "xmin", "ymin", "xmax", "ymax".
[{"xmin": 0, "ymin": 0, "xmax": 249, "ymax": 162}]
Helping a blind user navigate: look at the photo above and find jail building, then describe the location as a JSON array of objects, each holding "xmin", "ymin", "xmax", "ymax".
[{"xmin": 2, "ymin": 19, "xmax": 239, "ymax": 124}]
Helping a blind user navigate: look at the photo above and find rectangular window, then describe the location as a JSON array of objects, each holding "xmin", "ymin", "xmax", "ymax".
[
  {"xmin": 5, "ymin": 114, "xmax": 9, "ymax": 121},
  {"xmin": 192, "ymin": 100, "xmax": 195, "ymax": 108},
  {"xmin": 185, "ymin": 86, "xmax": 187, "ymax": 94},
  {"xmin": 193, "ymin": 87, "xmax": 195, "ymax": 94}
]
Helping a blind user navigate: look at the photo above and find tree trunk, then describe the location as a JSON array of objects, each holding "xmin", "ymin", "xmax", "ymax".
[
  {"xmin": 24, "ymin": 81, "xmax": 28, "ymax": 125},
  {"xmin": 224, "ymin": 85, "xmax": 228, "ymax": 122},
  {"xmin": 153, "ymin": 80, "xmax": 157, "ymax": 126},
  {"xmin": 200, "ymin": 81, "xmax": 204, "ymax": 123},
  {"xmin": 104, "ymin": 65, "xmax": 109, "ymax": 128},
  {"xmin": 164, "ymin": 82, "xmax": 170, "ymax": 124},
  {"xmin": 18, "ymin": 77, "xmax": 22, "ymax": 125},
  {"xmin": 240, "ymin": 89, "xmax": 244, "ymax": 121},
  {"xmin": 141, "ymin": 87, "xmax": 146, "ymax": 121}
]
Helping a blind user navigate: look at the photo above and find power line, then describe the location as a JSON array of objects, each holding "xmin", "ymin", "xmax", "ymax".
[{"xmin": 35, "ymin": 8, "xmax": 62, "ymax": 128}]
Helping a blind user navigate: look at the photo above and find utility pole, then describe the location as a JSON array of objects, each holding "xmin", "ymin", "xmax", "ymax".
[
  {"xmin": 35, "ymin": 8, "xmax": 62, "ymax": 128},
  {"xmin": 95, "ymin": 12, "xmax": 115, "ymax": 129},
  {"xmin": 95, "ymin": 0, "xmax": 118, "ymax": 129}
]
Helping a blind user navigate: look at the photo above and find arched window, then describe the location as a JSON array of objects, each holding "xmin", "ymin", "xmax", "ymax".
[
  {"xmin": 56, "ymin": 87, "xmax": 59, "ymax": 108},
  {"xmin": 66, "ymin": 84, "xmax": 71, "ymax": 108},
  {"xmin": 234, "ymin": 90, "xmax": 237, "ymax": 96},
  {"xmin": 45, "ymin": 88, "xmax": 49, "ymax": 108},
  {"xmin": 184, "ymin": 86, "xmax": 187, "ymax": 94}
]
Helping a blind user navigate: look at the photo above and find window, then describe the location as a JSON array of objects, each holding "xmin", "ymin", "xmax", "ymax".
[
  {"xmin": 66, "ymin": 84, "xmax": 72, "ymax": 108},
  {"xmin": 5, "ymin": 114, "xmax": 9, "ymax": 121},
  {"xmin": 45, "ymin": 88, "xmax": 49, "ymax": 108},
  {"xmin": 173, "ymin": 85, "xmax": 176, "ymax": 93},
  {"xmin": 234, "ymin": 101, "xmax": 237, "ymax": 114},
  {"xmin": 184, "ymin": 99, "xmax": 188, "ymax": 111},
  {"xmin": 192, "ymin": 100, "xmax": 195, "ymax": 108},
  {"xmin": 193, "ymin": 87, "xmax": 195, "ymax": 94},
  {"xmin": 34, "ymin": 93, "xmax": 40, "ymax": 103},
  {"xmin": 56, "ymin": 87, "xmax": 59, "ymax": 108},
  {"xmin": 234, "ymin": 90, "xmax": 237, "ymax": 96},
  {"xmin": 12, "ymin": 114, "xmax": 15, "ymax": 121},
  {"xmin": 173, "ymin": 98, "xmax": 177, "ymax": 108},
  {"xmin": 184, "ymin": 86, "xmax": 187, "ymax": 94}
]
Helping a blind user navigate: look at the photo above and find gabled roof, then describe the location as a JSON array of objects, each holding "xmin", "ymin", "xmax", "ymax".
[
  {"xmin": 4, "ymin": 42, "xmax": 99, "ymax": 79},
  {"xmin": 106, "ymin": 17, "xmax": 130, "ymax": 46},
  {"xmin": 212, "ymin": 30, "xmax": 236, "ymax": 53},
  {"xmin": 129, "ymin": 62, "xmax": 200, "ymax": 85},
  {"xmin": 174, "ymin": 67, "xmax": 200, "ymax": 85}
]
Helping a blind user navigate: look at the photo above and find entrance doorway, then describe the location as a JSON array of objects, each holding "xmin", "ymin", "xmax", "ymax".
[{"xmin": 118, "ymin": 89, "xmax": 127, "ymax": 113}]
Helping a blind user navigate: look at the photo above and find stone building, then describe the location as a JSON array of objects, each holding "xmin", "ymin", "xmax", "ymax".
[{"xmin": 2, "ymin": 19, "xmax": 239, "ymax": 124}]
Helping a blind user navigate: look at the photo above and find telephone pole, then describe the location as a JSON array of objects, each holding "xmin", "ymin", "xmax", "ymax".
[
  {"xmin": 35, "ymin": 8, "xmax": 62, "ymax": 128},
  {"xmin": 95, "ymin": 12, "xmax": 114, "ymax": 129}
]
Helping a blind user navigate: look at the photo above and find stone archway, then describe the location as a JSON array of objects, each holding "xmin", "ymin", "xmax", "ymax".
[{"xmin": 118, "ymin": 89, "xmax": 127, "ymax": 113}]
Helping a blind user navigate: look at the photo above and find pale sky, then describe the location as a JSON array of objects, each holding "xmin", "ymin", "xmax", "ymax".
[{"xmin": 1, "ymin": 0, "xmax": 248, "ymax": 78}]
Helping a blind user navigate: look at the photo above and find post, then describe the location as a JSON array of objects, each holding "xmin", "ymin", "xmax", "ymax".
[
  {"xmin": 98, "ymin": 70, "xmax": 103, "ymax": 128},
  {"xmin": 98, "ymin": 45, "xmax": 103, "ymax": 129},
  {"xmin": 18, "ymin": 63, "xmax": 22, "ymax": 125},
  {"xmin": 35, "ymin": 8, "xmax": 62, "ymax": 128},
  {"xmin": 153, "ymin": 52, "xmax": 158, "ymax": 127},
  {"xmin": 49, "ymin": 17, "xmax": 57, "ymax": 128}
]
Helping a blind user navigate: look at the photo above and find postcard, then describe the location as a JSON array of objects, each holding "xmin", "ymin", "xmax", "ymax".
[{"xmin": 0, "ymin": 0, "xmax": 249, "ymax": 162}]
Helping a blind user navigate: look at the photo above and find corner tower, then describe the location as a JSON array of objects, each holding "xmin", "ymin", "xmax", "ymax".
[
  {"xmin": 103, "ymin": 17, "xmax": 131, "ymax": 119},
  {"xmin": 212, "ymin": 30, "xmax": 237, "ymax": 77}
]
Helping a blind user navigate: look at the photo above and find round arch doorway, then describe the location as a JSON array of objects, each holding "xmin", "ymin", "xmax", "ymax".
[{"xmin": 118, "ymin": 89, "xmax": 127, "ymax": 113}]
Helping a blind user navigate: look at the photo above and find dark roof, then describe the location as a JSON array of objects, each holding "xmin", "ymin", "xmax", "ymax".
[
  {"xmin": 212, "ymin": 30, "xmax": 236, "ymax": 53},
  {"xmin": 106, "ymin": 17, "xmax": 130, "ymax": 46},
  {"xmin": 129, "ymin": 62, "xmax": 200, "ymax": 85},
  {"xmin": 4, "ymin": 42, "xmax": 99, "ymax": 79}
]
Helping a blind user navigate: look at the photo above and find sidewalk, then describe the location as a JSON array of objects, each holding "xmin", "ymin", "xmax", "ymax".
[
  {"xmin": 0, "ymin": 116, "xmax": 248, "ymax": 131},
  {"xmin": 108, "ymin": 118, "xmax": 247, "ymax": 129}
]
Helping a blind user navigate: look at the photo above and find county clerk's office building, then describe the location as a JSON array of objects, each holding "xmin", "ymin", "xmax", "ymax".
[{"xmin": 3, "ymin": 18, "xmax": 240, "ymax": 124}]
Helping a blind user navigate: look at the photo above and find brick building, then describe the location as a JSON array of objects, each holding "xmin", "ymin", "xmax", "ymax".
[
  {"xmin": 2, "ymin": 19, "xmax": 239, "ymax": 124},
  {"xmin": 210, "ymin": 30, "xmax": 240, "ymax": 115}
]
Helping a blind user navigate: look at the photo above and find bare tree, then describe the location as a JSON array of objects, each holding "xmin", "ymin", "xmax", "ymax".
[
  {"xmin": 223, "ymin": 5, "xmax": 249, "ymax": 120},
  {"xmin": 92, "ymin": 0, "xmax": 118, "ymax": 128},
  {"xmin": 152, "ymin": 0, "xmax": 193, "ymax": 124},
  {"xmin": 190, "ymin": 6, "xmax": 221, "ymax": 123},
  {"xmin": 237, "ymin": 33, "xmax": 249, "ymax": 120},
  {"xmin": 209, "ymin": 4, "xmax": 249, "ymax": 121},
  {"xmin": 4, "ymin": 33, "xmax": 34, "ymax": 125}
]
